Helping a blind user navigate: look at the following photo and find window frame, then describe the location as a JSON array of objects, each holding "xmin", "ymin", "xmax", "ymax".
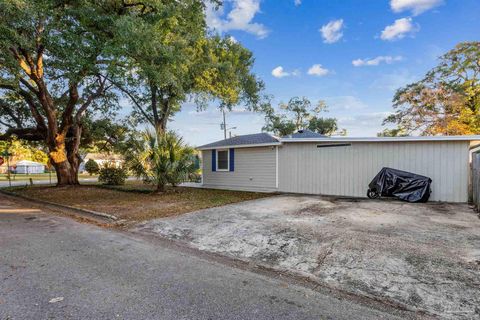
[{"xmin": 216, "ymin": 149, "xmax": 230, "ymax": 171}]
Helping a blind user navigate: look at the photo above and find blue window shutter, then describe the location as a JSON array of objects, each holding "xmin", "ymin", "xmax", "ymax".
[
  {"xmin": 211, "ymin": 149, "xmax": 216, "ymax": 171},
  {"xmin": 229, "ymin": 148, "xmax": 234, "ymax": 172}
]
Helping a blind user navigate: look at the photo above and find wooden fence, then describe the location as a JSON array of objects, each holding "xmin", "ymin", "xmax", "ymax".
[{"xmin": 472, "ymin": 152, "xmax": 480, "ymax": 212}]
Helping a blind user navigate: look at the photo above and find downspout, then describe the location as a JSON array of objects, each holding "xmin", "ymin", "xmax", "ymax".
[{"xmin": 276, "ymin": 145, "xmax": 279, "ymax": 189}]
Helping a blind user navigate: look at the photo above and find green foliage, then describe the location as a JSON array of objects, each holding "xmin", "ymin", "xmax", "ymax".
[
  {"xmin": 81, "ymin": 118, "xmax": 129, "ymax": 154},
  {"xmin": 308, "ymin": 117, "xmax": 338, "ymax": 136},
  {"xmin": 385, "ymin": 42, "xmax": 480, "ymax": 135},
  {"xmin": 98, "ymin": 164, "xmax": 127, "ymax": 186},
  {"xmin": 0, "ymin": 138, "xmax": 48, "ymax": 164},
  {"xmin": 110, "ymin": 4, "xmax": 266, "ymax": 134},
  {"xmin": 377, "ymin": 128, "xmax": 408, "ymax": 137},
  {"xmin": 123, "ymin": 131, "xmax": 196, "ymax": 192},
  {"xmin": 84, "ymin": 159, "xmax": 100, "ymax": 175},
  {"xmin": 263, "ymin": 97, "xmax": 343, "ymax": 136}
]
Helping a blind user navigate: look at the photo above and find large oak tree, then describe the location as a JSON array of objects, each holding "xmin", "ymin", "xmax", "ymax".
[
  {"xmin": 384, "ymin": 42, "xmax": 480, "ymax": 135},
  {"xmin": 0, "ymin": 0, "xmax": 148, "ymax": 185}
]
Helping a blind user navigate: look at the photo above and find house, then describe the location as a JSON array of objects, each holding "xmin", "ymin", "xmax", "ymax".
[
  {"xmin": 14, "ymin": 160, "xmax": 45, "ymax": 174},
  {"xmin": 197, "ymin": 130, "xmax": 480, "ymax": 202},
  {"xmin": 79, "ymin": 153, "xmax": 123, "ymax": 172}
]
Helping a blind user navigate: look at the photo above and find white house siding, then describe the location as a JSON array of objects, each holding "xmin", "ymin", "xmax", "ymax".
[
  {"xmin": 202, "ymin": 147, "xmax": 277, "ymax": 191},
  {"xmin": 278, "ymin": 141, "xmax": 470, "ymax": 202}
]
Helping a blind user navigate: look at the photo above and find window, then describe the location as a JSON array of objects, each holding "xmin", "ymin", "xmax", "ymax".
[{"xmin": 216, "ymin": 150, "xmax": 229, "ymax": 171}]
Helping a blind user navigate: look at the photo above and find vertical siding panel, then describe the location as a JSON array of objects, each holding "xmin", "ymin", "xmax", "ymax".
[{"xmin": 273, "ymin": 141, "xmax": 468, "ymax": 202}]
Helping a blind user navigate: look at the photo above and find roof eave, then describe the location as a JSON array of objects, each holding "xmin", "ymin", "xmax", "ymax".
[
  {"xmin": 280, "ymin": 135, "xmax": 480, "ymax": 143},
  {"xmin": 197, "ymin": 142, "xmax": 282, "ymax": 150}
]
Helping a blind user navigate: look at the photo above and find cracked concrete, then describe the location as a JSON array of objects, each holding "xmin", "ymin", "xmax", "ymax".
[{"xmin": 134, "ymin": 195, "xmax": 480, "ymax": 319}]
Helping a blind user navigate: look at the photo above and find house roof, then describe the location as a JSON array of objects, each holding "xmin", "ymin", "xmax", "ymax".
[
  {"xmin": 197, "ymin": 133, "xmax": 280, "ymax": 150},
  {"xmin": 282, "ymin": 129, "xmax": 327, "ymax": 139},
  {"xmin": 16, "ymin": 160, "xmax": 45, "ymax": 166},
  {"xmin": 84, "ymin": 153, "xmax": 123, "ymax": 161},
  {"xmin": 197, "ymin": 130, "xmax": 480, "ymax": 150}
]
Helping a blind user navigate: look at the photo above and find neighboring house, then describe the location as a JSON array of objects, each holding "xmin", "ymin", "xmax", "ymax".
[
  {"xmin": 79, "ymin": 153, "xmax": 124, "ymax": 172},
  {"xmin": 197, "ymin": 129, "xmax": 480, "ymax": 202},
  {"xmin": 14, "ymin": 160, "xmax": 45, "ymax": 174}
]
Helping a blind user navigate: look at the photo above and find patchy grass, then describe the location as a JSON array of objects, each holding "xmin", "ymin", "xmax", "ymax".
[{"xmin": 6, "ymin": 184, "xmax": 271, "ymax": 224}]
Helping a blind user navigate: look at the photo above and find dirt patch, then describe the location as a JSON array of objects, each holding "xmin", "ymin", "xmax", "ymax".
[{"xmin": 135, "ymin": 195, "xmax": 480, "ymax": 319}]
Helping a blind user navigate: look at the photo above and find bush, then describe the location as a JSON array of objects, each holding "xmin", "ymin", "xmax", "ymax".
[
  {"xmin": 98, "ymin": 165, "xmax": 127, "ymax": 185},
  {"xmin": 84, "ymin": 159, "xmax": 100, "ymax": 175},
  {"xmin": 123, "ymin": 131, "xmax": 196, "ymax": 192}
]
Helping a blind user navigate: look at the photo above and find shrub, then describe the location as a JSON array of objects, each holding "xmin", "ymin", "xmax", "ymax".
[
  {"xmin": 98, "ymin": 165, "xmax": 127, "ymax": 185},
  {"xmin": 84, "ymin": 159, "xmax": 100, "ymax": 175},
  {"xmin": 123, "ymin": 131, "xmax": 196, "ymax": 192}
]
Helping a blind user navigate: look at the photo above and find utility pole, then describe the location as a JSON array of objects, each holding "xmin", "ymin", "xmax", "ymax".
[
  {"xmin": 220, "ymin": 108, "xmax": 237, "ymax": 139},
  {"xmin": 222, "ymin": 108, "xmax": 227, "ymax": 140}
]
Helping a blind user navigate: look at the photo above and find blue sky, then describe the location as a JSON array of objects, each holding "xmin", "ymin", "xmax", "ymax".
[{"xmin": 168, "ymin": 0, "xmax": 480, "ymax": 146}]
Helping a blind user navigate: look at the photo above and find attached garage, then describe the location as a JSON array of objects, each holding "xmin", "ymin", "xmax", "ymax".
[{"xmin": 198, "ymin": 130, "xmax": 480, "ymax": 202}]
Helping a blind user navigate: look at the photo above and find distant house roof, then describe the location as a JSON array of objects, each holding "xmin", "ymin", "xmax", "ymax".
[
  {"xmin": 16, "ymin": 160, "xmax": 45, "ymax": 166},
  {"xmin": 197, "ymin": 133, "xmax": 280, "ymax": 150},
  {"xmin": 282, "ymin": 129, "xmax": 328, "ymax": 139},
  {"xmin": 84, "ymin": 153, "xmax": 123, "ymax": 161}
]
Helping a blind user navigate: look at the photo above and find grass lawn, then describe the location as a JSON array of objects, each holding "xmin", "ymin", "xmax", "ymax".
[{"xmin": 6, "ymin": 183, "xmax": 271, "ymax": 225}]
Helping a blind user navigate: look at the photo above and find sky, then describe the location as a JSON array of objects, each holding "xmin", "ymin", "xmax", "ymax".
[{"xmin": 166, "ymin": 0, "xmax": 480, "ymax": 146}]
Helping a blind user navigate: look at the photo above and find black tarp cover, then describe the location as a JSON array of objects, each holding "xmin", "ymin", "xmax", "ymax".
[{"xmin": 368, "ymin": 167, "xmax": 432, "ymax": 203}]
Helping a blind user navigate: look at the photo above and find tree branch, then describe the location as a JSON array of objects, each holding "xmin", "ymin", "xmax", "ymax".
[
  {"xmin": 0, "ymin": 127, "xmax": 45, "ymax": 141},
  {"xmin": 102, "ymin": 75, "xmax": 155, "ymax": 126},
  {"xmin": 75, "ymin": 76, "xmax": 107, "ymax": 122}
]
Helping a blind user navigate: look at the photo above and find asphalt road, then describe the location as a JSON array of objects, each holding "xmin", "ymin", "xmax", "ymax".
[{"xmin": 0, "ymin": 194, "xmax": 408, "ymax": 320}]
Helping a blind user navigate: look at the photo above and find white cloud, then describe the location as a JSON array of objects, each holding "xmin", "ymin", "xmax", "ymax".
[
  {"xmin": 380, "ymin": 18, "xmax": 418, "ymax": 41},
  {"xmin": 272, "ymin": 66, "xmax": 290, "ymax": 78},
  {"xmin": 352, "ymin": 55, "xmax": 403, "ymax": 67},
  {"xmin": 307, "ymin": 64, "xmax": 330, "ymax": 76},
  {"xmin": 205, "ymin": 0, "xmax": 269, "ymax": 39},
  {"xmin": 294, "ymin": 0, "xmax": 301, "ymax": 6},
  {"xmin": 319, "ymin": 19, "xmax": 344, "ymax": 44},
  {"xmin": 390, "ymin": 0, "xmax": 443, "ymax": 15}
]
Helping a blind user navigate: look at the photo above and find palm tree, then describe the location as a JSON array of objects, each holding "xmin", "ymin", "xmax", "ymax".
[{"xmin": 124, "ymin": 130, "xmax": 195, "ymax": 192}]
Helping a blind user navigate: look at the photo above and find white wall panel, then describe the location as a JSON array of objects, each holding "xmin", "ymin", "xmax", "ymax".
[
  {"xmin": 278, "ymin": 141, "xmax": 470, "ymax": 202},
  {"xmin": 202, "ymin": 147, "xmax": 277, "ymax": 191}
]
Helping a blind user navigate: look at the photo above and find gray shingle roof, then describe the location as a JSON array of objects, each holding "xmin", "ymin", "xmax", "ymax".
[
  {"xmin": 282, "ymin": 129, "xmax": 327, "ymax": 139},
  {"xmin": 197, "ymin": 133, "xmax": 279, "ymax": 149}
]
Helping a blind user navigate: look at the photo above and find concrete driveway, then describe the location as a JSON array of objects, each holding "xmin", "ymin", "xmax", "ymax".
[{"xmin": 134, "ymin": 195, "xmax": 480, "ymax": 319}]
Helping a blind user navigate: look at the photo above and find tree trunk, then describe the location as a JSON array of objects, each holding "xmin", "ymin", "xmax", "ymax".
[
  {"xmin": 155, "ymin": 182, "xmax": 165, "ymax": 193},
  {"xmin": 53, "ymin": 160, "xmax": 79, "ymax": 186},
  {"xmin": 48, "ymin": 129, "xmax": 81, "ymax": 186}
]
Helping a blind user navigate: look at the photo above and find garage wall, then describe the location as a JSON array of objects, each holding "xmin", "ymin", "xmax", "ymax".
[
  {"xmin": 278, "ymin": 141, "xmax": 470, "ymax": 202},
  {"xmin": 202, "ymin": 147, "xmax": 277, "ymax": 191}
]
